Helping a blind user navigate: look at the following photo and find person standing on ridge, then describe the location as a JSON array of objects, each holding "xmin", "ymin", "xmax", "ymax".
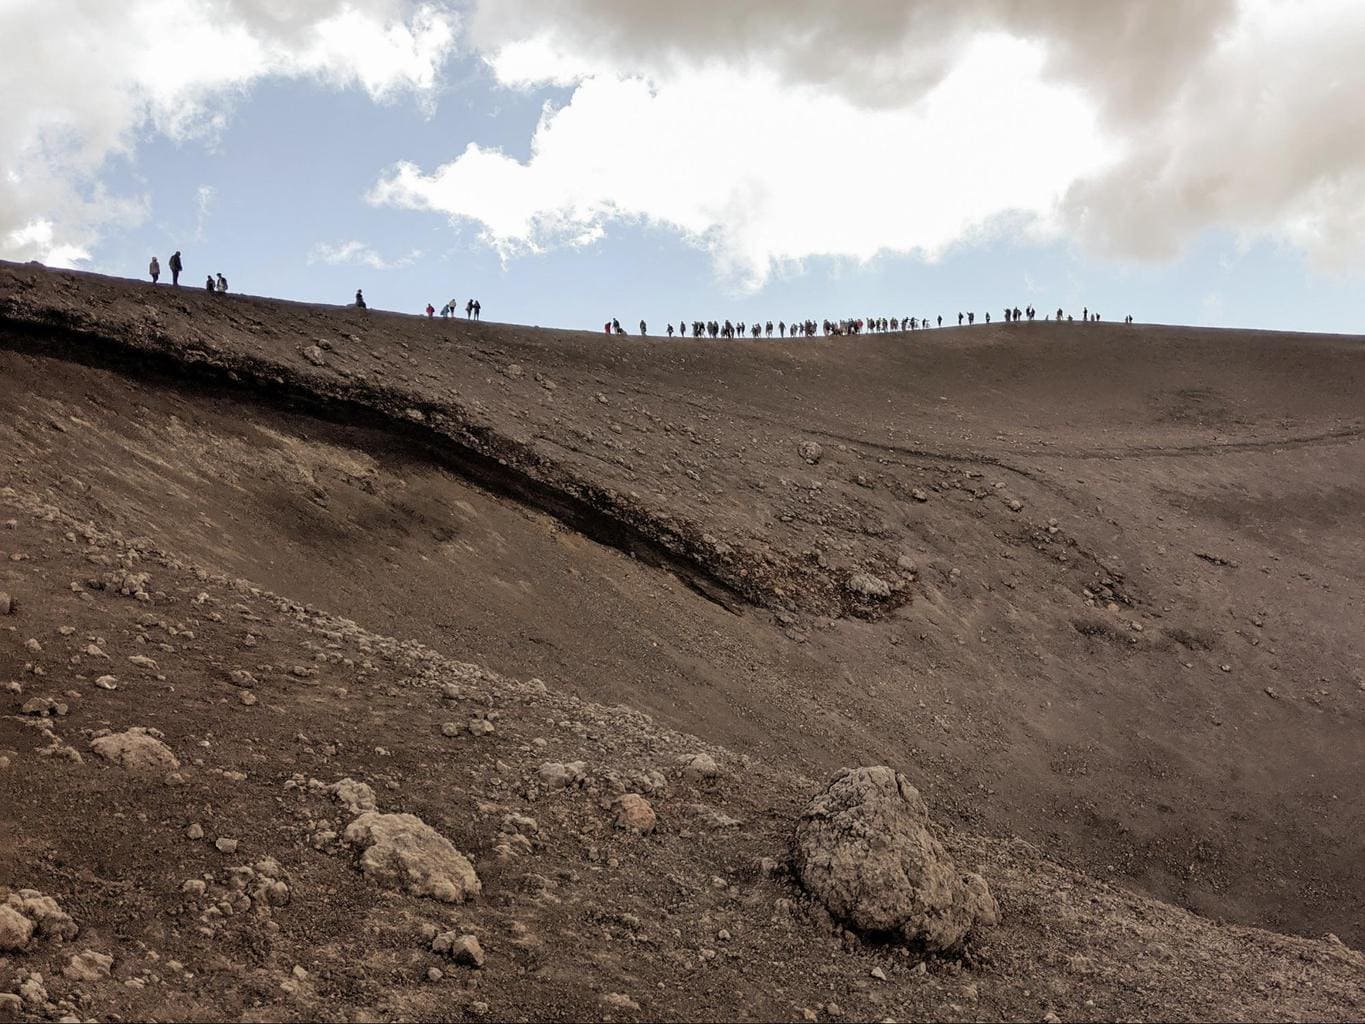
[
  {"xmin": 473, "ymin": 300, "xmax": 481, "ymax": 321},
  {"xmin": 355, "ymin": 289, "xmax": 366, "ymax": 308},
  {"xmin": 425, "ymin": 303, "xmax": 435, "ymax": 317},
  {"xmin": 148, "ymin": 256, "xmax": 160, "ymax": 284},
  {"xmin": 169, "ymin": 250, "xmax": 182, "ymax": 286},
  {"xmin": 216, "ymin": 273, "xmax": 228, "ymax": 293},
  {"xmin": 205, "ymin": 274, "xmax": 215, "ymax": 293},
  {"xmin": 639, "ymin": 319, "xmax": 647, "ymax": 336},
  {"xmin": 465, "ymin": 299, "xmax": 474, "ymax": 319}
]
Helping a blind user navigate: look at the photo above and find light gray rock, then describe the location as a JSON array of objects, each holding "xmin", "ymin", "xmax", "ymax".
[
  {"xmin": 794, "ymin": 766, "xmax": 998, "ymax": 952},
  {"xmin": 62, "ymin": 949, "xmax": 113, "ymax": 983},
  {"xmin": 846, "ymin": 572, "xmax": 892, "ymax": 600},
  {"xmin": 90, "ymin": 728, "xmax": 179, "ymax": 772},
  {"xmin": 343, "ymin": 812, "xmax": 481, "ymax": 903}
]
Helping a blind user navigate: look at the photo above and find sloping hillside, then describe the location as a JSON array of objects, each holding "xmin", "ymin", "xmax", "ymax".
[{"xmin": 1, "ymin": 262, "xmax": 1363, "ymax": 1020}]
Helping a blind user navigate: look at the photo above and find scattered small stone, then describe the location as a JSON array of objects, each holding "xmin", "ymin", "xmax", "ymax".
[
  {"xmin": 846, "ymin": 572, "xmax": 892, "ymax": 600},
  {"xmin": 798, "ymin": 441, "xmax": 823, "ymax": 464},
  {"xmin": 238, "ymin": 690, "xmax": 257, "ymax": 706},
  {"xmin": 186, "ymin": 823, "xmax": 204, "ymax": 840},
  {"xmin": 94, "ymin": 675, "xmax": 118, "ymax": 690},
  {"xmin": 601, "ymin": 992, "xmax": 640, "ymax": 1011},
  {"xmin": 215, "ymin": 838, "xmax": 240, "ymax": 854},
  {"xmin": 0, "ymin": 592, "xmax": 11, "ymax": 616},
  {"xmin": 432, "ymin": 932, "xmax": 484, "ymax": 967},
  {"xmin": 613, "ymin": 793, "xmax": 657, "ymax": 833},
  {"xmin": 911, "ymin": 488, "xmax": 929, "ymax": 502},
  {"xmin": 62, "ymin": 949, "xmax": 113, "ymax": 983}
]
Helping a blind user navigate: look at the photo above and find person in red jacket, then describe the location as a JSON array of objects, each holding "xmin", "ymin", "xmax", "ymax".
[{"xmin": 425, "ymin": 303, "xmax": 435, "ymax": 317}]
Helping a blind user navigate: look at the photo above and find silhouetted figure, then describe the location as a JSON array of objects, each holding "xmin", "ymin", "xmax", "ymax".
[
  {"xmin": 667, "ymin": 324, "xmax": 675, "ymax": 337},
  {"xmin": 985, "ymin": 312, "xmax": 991, "ymax": 324},
  {"xmin": 205, "ymin": 275, "xmax": 215, "ymax": 293},
  {"xmin": 355, "ymin": 289, "xmax": 366, "ymax": 309},
  {"xmin": 425, "ymin": 303, "xmax": 435, "ymax": 317},
  {"xmin": 169, "ymin": 251, "xmax": 182, "ymax": 286},
  {"xmin": 958, "ymin": 312, "xmax": 964, "ymax": 326},
  {"xmin": 466, "ymin": 300, "xmax": 474, "ymax": 319},
  {"xmin": 779, "ymin": 321, "xmax": 786, "ymax": 337},
  {"xmin": 1083, "ymin": 306, "xmax": 1088, "ymax": 322},
  {"xmin": 216, "ymin": 273, "xmax": 228, "ymax": 293},
  {"xmin": 148, "ymin": 257, "xmax": 159, "ymax": 284},
  {"xmin": 1056, "ymin": 307, "xmax": 1063, "ymax": 320},
  {"xmin": 473, "ymin": 300, "xmax": 481, "ymax": 321},
  {"xmin": 937, "ymin": 315, "xmax": 942, "ymax": 327},
  {"xmin": 639, "ymin": 319, "xmax": 647, "ymax": 336},
  {"xmin": 967, "ymin": 312, "xmax": 974, "ymax": 325}
]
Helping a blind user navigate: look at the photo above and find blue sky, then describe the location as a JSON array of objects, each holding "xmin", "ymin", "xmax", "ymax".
[{"xmin": 5, "ymin": 1, "xmax": 1364, "ymax": 335}]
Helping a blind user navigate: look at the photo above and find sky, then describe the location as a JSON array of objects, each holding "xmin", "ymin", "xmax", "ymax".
[{"xmin": 2, "ymin": 0, "xmax": 1364, "ymax": 335}]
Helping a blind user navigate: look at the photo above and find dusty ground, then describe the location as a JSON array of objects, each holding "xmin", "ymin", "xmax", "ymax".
[{"xmin": 0, "ymin": 261, "xmax": 1362, "ymax": 1021}]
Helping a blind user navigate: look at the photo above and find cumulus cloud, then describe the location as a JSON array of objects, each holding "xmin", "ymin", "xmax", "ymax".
[
  {"xmin": 308, "ymin": 239, "xmax": 422, "ymax": 270},
  {"xmin": 375, "ymin": 0, "xmax": 1365, "ymax": 284},
  {"xmin": 0, "ymin": 0, "xmax": 456, "ymax": 265}
]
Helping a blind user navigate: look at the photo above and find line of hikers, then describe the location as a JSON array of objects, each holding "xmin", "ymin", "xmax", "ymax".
[
  {"xmin": 425, "ymin": 298, "xmax": 481, "ymax": 320},
  {"xmin": 607, "ymin": 307, "xmax": 1131, "ymax": 338},
  {"xmin": 147, "ymin": 252, "xmax": 229, "ymax": 294}
]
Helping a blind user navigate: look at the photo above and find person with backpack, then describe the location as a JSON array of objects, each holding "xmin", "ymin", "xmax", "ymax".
[
  {"xmin": 473, "ymin": 299, "xmax": 481, "ymax": 321},
  {"xmin": 169, "ymin": 250, "xmax": 182, "ymax": 286},
  {"xmin": 216, "ymin": 273, "xmax": 228, "ymax": 293},
  {"xmin": 205, "ymin": 274, "xmax": 215, "ymax": 293},
  {"xmin": 149, "ymin": 256, "xmax": 160, "ymax": 283},
  {"xmin": 425, "ymin": 303, "xmax": 435, "ymax": 317}
]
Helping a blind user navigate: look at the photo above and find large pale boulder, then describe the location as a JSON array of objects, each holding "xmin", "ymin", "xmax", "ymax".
[
  {"xmin": 343, "ymin": 812, "xmax": 481, "ymax": 903},
  {"xmin": 90, "ymin": 728, "xmax": 179, "ymax": 771},
  {"xmin": 794, "ymin": 766, "xmax": 998, "ymax": 953}
]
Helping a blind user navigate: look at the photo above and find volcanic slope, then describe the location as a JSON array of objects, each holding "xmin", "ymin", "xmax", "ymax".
[{"xmin": 0, "ymin": 262, "xmax": 1362, "ymax": 1019}]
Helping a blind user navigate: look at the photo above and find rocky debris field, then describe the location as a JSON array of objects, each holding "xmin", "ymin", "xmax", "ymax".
[
  {"xmin": 2, "ymin": 262, "xmax": 1364, "ymax": 1020},
  {"xmin": 2, "ymin": 486, "xmax": 1363, "ymax": 1022}
]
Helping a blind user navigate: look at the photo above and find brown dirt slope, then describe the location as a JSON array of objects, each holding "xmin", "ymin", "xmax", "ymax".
[{"xmin": 1, "ymin": 261, "xmax": 1363, "ymax": 1020}]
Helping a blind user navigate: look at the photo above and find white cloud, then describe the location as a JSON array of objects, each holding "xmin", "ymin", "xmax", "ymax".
[
  {"xmin": 309, "ymin": 239, "xmax": 422, "ymax": 270},
  {"xmin": 373, "ymin": 34, "xmax": 1114, "ymax": 289},
  {"xmin": 373, "ymin": 0, "xmax": 1365, "ymax": 285},
  {"xmin": 0, "ymin": 1, "xmax": 457, "ymax": 265}
]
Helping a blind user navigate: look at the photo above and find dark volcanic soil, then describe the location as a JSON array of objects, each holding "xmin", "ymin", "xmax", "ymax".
[{"xmin": 1, "ymin": 261, "xmax": 1363, "ymax": 1021}]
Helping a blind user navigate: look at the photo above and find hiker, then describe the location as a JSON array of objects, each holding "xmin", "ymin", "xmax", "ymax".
[
  {"xmin": 205, "ymin": 275, "xmax": 215, "ymax": 293},
  {"xmin": 169, "ymin": 250, "xmax": 182, "ymax": 286},
  {"xmin": 985, "ymin": 312, "xmax": 991, "ymax": 324},
  {"xmin": 666, "ymin": 324, "xmax": 674, "ymax": 338},
  {"xmin": 1056, "ymin": 307, "xmax": 1062, "ymax": 320},
  {"xmin": 216, "ymin": 273, "xmax": 228, "ymax": 293},
  {"xmin": 1083, "ymin": 306, "xmax": 1088, "ymax": 321},
  {"xmin": 465, "ymin": 300, "xmax": 474, "ymax": 319},
  {"xmin": 957, "ymin": 312, "xmax": 964, "ymax": 326},
  {"xmin": 355, "ymin": 289, "xmax": 366, "ymax": 309},
  {"xmin": 937, "ymin": 315, "xmax": 942, "ymax": 327},
  {"xmin": 603, "ymin": 321, "xmax": 611, "ymax": 335},
  {"xmin": 148, "ymin": 256, "xmax": 160, "ymax": 284},
  {"xmin": 425, "ymin": 303, "xmax": 435, "ymax": 317},
  {"xmin": 473, "ymin": 300, "xmax": 481, "ymax": 321},
  {"xmin": 967, "ymin": 312, "xmax": 974, "ymax": 325},
  {"xmin": 639, "ymin": 319, "xmax": 647, "ymax": 336},
  {"xmin": 611, "ymin": 317, "xmax": 620, "ymax": 334}
]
